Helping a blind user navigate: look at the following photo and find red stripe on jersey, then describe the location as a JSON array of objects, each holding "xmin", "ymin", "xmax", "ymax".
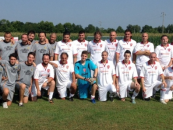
[
  {"xmin": 112, "ymin": 74, "xmax": 116, "ymax": 76},
  {"xmin": 140, "ymin": 76, "xmax": 144, "ymax": 78},
  {"xmin": 160, "ymin": 74, "xmax": 163, "ymax": 76},
  {"xmin": 116, "ymin": 52, "xmax": 120, "ymax": 54},
  {"xmin": 133, "ymin": 77, "xmax": 137, "ymax": 79},
  {"xmin": 116, "ymin": 76, "xmax": 119, "ymax": 78},
  {"xmin": 54, "ymin": 53, "xmax": 59, "ymax": 55}
]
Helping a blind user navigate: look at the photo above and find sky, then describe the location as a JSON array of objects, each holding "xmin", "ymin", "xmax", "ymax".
[{"xmin": 0, "ymin": 0, "xmax": 173, "ymax": 29}]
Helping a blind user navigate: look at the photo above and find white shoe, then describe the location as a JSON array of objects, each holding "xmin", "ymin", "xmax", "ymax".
[
  {"xmin": 2, "ymin": 102, "xmax": 8, "ymax": 108},
  {"xmin": 160, "ymin": 100, "xmax": 167, "ymax": 104}
]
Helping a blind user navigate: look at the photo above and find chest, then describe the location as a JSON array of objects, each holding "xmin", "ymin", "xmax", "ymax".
[
  {"xmin": 76, "ymin": 43, "xmax": 87, "ymax": 50},
  {"xmin": 158, "ymin": 47, "xmax": 171, "ymax": 55},
  {"xmin": 59, "ymin": 43, "xmax": 73, "ymax": 52},
  {"xmin": 2, "ymin": 44, "xmax": 15, "ymax": 51}
]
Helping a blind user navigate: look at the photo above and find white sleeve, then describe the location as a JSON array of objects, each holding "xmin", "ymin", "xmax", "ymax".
[
  {"xmin": 70, "ymin": 64, "xmax": 74, "ymax": 73},
  {"xmin": 49, "ymin": 65, "xmax": 54, "ymax": 79},
  {"xmin": 150, "ymin": 43, "xmax": 154, "ymax": 52},
  {"xmin": 72, "ymin": 43, "xmax": 78, "ymax": 55},
  {"xmin": 112, "ymin": 63, "xmax": 116, "ymax": 76},
  {"xmin": 158, "ymin": 64, "xmax": 163, "ymax": 76},
  {"xmin": 132, "ymin": 64, "xmax": 138, "ymax": 78},
  {"xmin": 134, "ymin": 43, "xmax": 140, "ymax": 53},
  {"xmin": 163, "ymin": 68, "xmax": 168, "ymax": 76},
  {"xmin": 54, "ymin": 42, "xmax": 60, "ymax": 55},
  {"xmin": 155, "ymin": 46, "xmax": 159, "ymax": 58},
  {"xmin": 140, "ymin": 65, "xmax": 145, "ymax": 78},
  {"xmin": 116, "ymin": 42, "xmax": 121, "ymax": 54},
  {"xmin": 115, "ymin": 63, "xmax": 119, "ymax": 78},
  {"xmin": 34, "ymin": 67, "xmax": 40, "ymax": 79},
  {"xmin": 87, "ymin": 42, "xmax": 91, "ymax": 53}
]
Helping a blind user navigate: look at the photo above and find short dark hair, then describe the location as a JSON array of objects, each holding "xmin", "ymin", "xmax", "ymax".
[
  {"xmin": 61, "ymin": 52, "xmax": 68, "ymax": 58},
  {"xmin": 9, "ymin": 53, "xmax": 17, "ymax": 59},
  {"xmin": 79, "ymin": 30, "xmax": 85, "ymax": 34},
  {"xmin": 63, "ymin": 31, "xmax": 70, "ymax": 36},
  {"xmin": 161, "ymin": 35, "xmax": 168, "ymax": 40},
  {"xmin": 102, "ymin": 51, "xmax": 108, "ymax": 55},
  {"xmin": 81, "ymin": 51, "xmax": 88, "ymax": 55},
  {"xmin": 4, "ymin": 32, "xmax": 11, "ymax": 36},
  {"xmin": 38, "ymin": 32, "xmax": 46, "ymax": 37},
  {"xmin": 124, "ymin": 50, "xmax": 131, "ymax": 55},
  {"xmin": 28, "ymin": 52, "xmax": 35, "ymax": 57},
  {"xmin": 124, "ymin": 29, "xmax": 132, "ymax": 34},
  {"xmin": 42, "ymin": 53, "xmax": 50, "ymax": 60},
  {"xmin": 27, "ymin": 30, "xmax": 35, "ymax": 36},
  {"xmin": 94, "ymin": 31, "xmax": 102, "ymax": 37}
]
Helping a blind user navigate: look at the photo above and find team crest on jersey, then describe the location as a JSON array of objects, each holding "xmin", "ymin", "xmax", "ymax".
[
  {"xmin": 69, "ymin": 44, "xmax": 71, "ymax": 47},
  {"xmin": 44, "ymin": 46, "xmax": 47, "ymax": 49},
  {"xmin": 155, "ymin": 66, "xmax": 157, "ymax": 70},
  {"xmin": 115, "ymin": 44, "xmax": 117, "ymax": 47},
  {"xmin": 147, "ymin": 45, "xmax": 150, "ymax": 47},
  {"xmin": 130, "ymin": 43, "xmax": 133, "ymax": 46},
  {"xmin": 129, "ymin": 66, "xmax": 131, "ymax": 70},
  {"xmin": 107, "ymin": 65, "xmax": 110, "ymax": 69},
  {"xmin": 85, "ymin": 44, "xmax": 87, "ymax": 47},
  {"xmin": 83, "ymin": 68, "xmax": 86, "ymax": 72},
  {"xmin": 100, "ymin": 44, "xmax": 102, "ymax": 48},
  {"xmin": 47, "ymin": 69, "xmax": 50, "ymax": 72},
  {"xmin": 168, "ymin": 48, "xmax": 171, "ymax": 52},
  {"xmin": 66, "ymin": 65, "xmax": 69, "ymax": 69}
]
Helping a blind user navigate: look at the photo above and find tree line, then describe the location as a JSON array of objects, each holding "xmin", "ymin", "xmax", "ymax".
[{"xmin": 0, "ymin": 19, "xmax": 173, "ymax": 33}]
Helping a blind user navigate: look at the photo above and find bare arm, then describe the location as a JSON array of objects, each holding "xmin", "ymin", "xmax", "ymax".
[
  {"xmin": 116, "ymin": 53, "xmax": 120, "ymax": 63},
  {"xmin": 54, "ymin": 54, "xmax": 58, "ymax": 61},
  {"xmin": 49, "ymin": 61, "xmax": 58, "ymax": 68},
  {"xmin": 136, "ymin": 50, "xmax": 151, "ymax": 56},
  {"xmin": 133, "ymin": 54, "xmax": 136, "ymax": 64},
  {"xmin": 73, "ymin": 55, "xmax": 77, "ymax": 64},
  {"xmin": 160, "ymin": 74, "xmax": 167, "ymax": 87},
  {"xmin": 72, "ymin": 72, "xmax": 76, "ymax": 83},
  {"xmin": 93, "ymin": 68, "xmax": 98, "ymax": 78}
]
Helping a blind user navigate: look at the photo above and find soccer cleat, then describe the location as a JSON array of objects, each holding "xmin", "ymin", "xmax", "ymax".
[
  {"xmin": 49, "ymin": 99, "xmax": 54, "ymax": 103},
  {"xmin": 69, "ymin": 97, "xmax": 74, "ymax": 101},
  {"xmin": 91, "ymin": 98, "xmax": 96, "ymax": 104},
  {"xmin": 18, "ymin": 103, "xmax": 24, "ymax": 107},
  {"xmin": 110, "ymin": 96, "xmax": 114, "ymax": 102},
  {"xmin": 160, "ymin": 100, "xmax": 167, "ymax": 104},
  {"xmin": 2, "ymin": 102, "xmax": 8, "ymax": 108},
  {"xmin": 132, "ymin": 99, "xmax": 136, "ymax": 104}
]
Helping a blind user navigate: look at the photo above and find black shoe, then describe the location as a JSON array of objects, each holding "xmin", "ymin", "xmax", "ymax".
[
  {"xmin": 110, "ymin": 96, "xmax": 114, "ymax": 102},
  {"xmin": 69, "ymin": 97, "xmax": 74, "ymax": 101},
  {"xmin": 144, "ymin": 97, "xmax": 150, "ymax": 101}
]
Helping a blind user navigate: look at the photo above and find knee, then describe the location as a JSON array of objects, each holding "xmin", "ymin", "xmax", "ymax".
[
  {"xmin": 7, "ymin": 101, "xmax": 12, "ymax": 106},
  {"xmin": 20, "ymin": 84, "xmax": 26, "ymax": 90},
  {"xmin": 93, "ymin": 84, "xmax": 98, "ymax": 90},
  {"xmin": 3, "ymin": 88, "xmax": 9, "ymax": 95},
  {"xmin": 50, "ymin": 80, "xmax": 55, "ymax": 86}
]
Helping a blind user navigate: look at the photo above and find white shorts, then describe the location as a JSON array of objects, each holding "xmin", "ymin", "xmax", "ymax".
[
  {"xmin": 136, "ymin": 65, "xmax": 142, "ymax": 79},
  {"xmin": 143, "ymin": 80, "xmax": 162, "ymax": 98},
  {"xmin": 98, "ymin": 84, "xmax": 116, "ymax": 101},
  {"xmin": 160, "ymin": 87, "xmax": 172, "ymax": 100},
  {"xmin": 119, "ymin": 81, "xmax": 133, "ymax": 98},
  {"xmin": 31, "ymin": 79, "xmax": 49, "ymax": 97},
  {"xmin": 57, "ymin": 80, "xmax": 72, "ymax": 98}
]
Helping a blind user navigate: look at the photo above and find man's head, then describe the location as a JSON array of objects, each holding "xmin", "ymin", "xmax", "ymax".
[
  {"xmin": 161, "ymin": 35, "xmax": 169, "ymax": 45},
  {"xmin": 38, "ymin": 32, "xmax": 46, "ymax": 42},
  {"xmin": 60, "ymin": 52, "xmax": 68, "ymax": 64},
  {"xmin": 101, "ymin": 51, "xmax": 108, "ymax": 61},
  {"xmin": 21, "ymin": 34, "xmax": 28, "ymax": 43},
  {"xmin": 142, "ymin": 33, "xmax": 148, "ymax": 42},
  {"xmin": 27, "ymin": 52, "xmax": 35, "ymax": 64},
  {"xmin": 110, "ymin": 31, "xmax": 116, "ymax": 41},
  {"xmin": 78, "ymin": 30, "xmax": 85, "ymax": 41},
  {"xmin": 42, "ymin": 53, "xmax": 50, "ymax": 65},
  {"xmin": 50, "ymin": 33, "xmax": 57, "ymax": 44},
  {"xmin": 4, "ymin": 32, "xmax": 12, "ymax": 43},
  {"xmin": 94, "ymin": 31, "xmax": 102, "ymax": 41},
  {"xmin": 63, "ymin": 31, "xmax": 70, "ymax": 42},
  {"xmin": 9, "ymin": 53, "xmax": 17, "ymax": 65},
  {"xmin": 124, "ymin": 29, "xmax": 132, "ymax": 41},
  {"xmin": 27, "ymin": 30, "xmax": 35, "ymax": 42},
  {"xmin": 124, "ymin": 50, "xmax": 131, "ymax": 61},
  {"xmin": 81, "ymin": 51, "xmax": 88, "ymax": 61},
  {"xmin": 149, "ymin": 52, "xmax": 157, "ymax": 62}
]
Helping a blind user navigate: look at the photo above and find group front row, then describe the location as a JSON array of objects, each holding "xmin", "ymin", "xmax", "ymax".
[{"xmin": 0, "ymin": 50, "xmax": 172, "ymax": 108}]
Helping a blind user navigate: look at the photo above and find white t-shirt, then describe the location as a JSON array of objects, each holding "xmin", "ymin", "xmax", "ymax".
[
  {"xmin": 96, "ymin": 60, "xmax": 116, "ymax": 87},
  {"xmin": 54, "ymin": 40, "xmax": 77, "ymax": 64},
  {"xmin": 164, "ymin": 67, "xmax": 173, "ymax": 88},
  {"xmin": 116, "ymin": 60, "xmax": 138, "ymax": 86},
  {"xmin": 73, "ymin": 39, "xmax": 88, "ymax": 61},
  {"xmin": 88, "ymin": 40, "xmax": 106, "ymax": 64},
  {"xmin": 105, "ymin": 39, "xmax": 118, "ymax": 64},
  {"xmin": 140, "ymin": 61, "xmax": 163, "ymax": 87},
  {"xmin": 134, "ymin": 42, "xmax": 154, "ymax": 66},
  {"xmin": 51, "ymin": 61, "xmax": 74, "ymax": 86},
  {"xmin": 155, "ymin": 44, "xmax": 173, "ymax": 67},
  {"xmin": 34, "ymin": 63, "xmax": 54, "ymax": 85},
  {"xmin": 116, "ymin": 39, "xmax": 136, "ymax": 62}
]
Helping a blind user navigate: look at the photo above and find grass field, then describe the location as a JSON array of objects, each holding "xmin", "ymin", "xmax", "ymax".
[{"xmin": 1, "ymin": 92, "xmax": 173, "ymax": 130}]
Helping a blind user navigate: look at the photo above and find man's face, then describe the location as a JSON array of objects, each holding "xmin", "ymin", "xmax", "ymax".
[
  {"xmin": 27, "ymin": 55, "xmax": 35, "ymax": 64},
  {"xmin": 124, "ymin": 53, "xmax": 131, "ymax": 61},
  {"xmin": 4, "ymin": 34, "xmax": 12, "ymax": 43},
  {"xmin": 81, "ymin": 54, "xmax": 88, "ymax": 61},
  {"xmin": 150, "ymin": 53, "xmax": 156, "ymax": 62},
  {"xmin": 63, "ymin": 35, "xmax": 70, "ymax": 42},
  {"xmin": 124, "ymin": 32, "xmax": 132, "ymax": 40},
  {"xmin": 22, "ymin": 35, "xmax": 28, "ymax": 43},
  {"xmin": 101, "ymin": 52, "xmax": 108, "ymax": 61},
  {"xmin": 28, "ymin": 33, "xmax": 35, "ymax": 42},
  {"xmin": 10, "ymin": 57, "xmax": 16, "ymax": 65},
  {"xmin": 43, "ymin": 55, "xmax": 50, "ymax": 65},
  {"xmin": 78, "ymin": 33, "xmax": 85, "ymax": 41},
  {"xmin": 39, "ymin": 33, "xmax": 46, "ymax": 42},
  {"xmin": 94, "ymin": 34, "xmax": 101, "ymax": 41},
  {"xmin": 61, "ymin": 54, "xmax": 68, "ymax": 64},
  {"xmin": 142, "ymin": 33, "xmax": 148, "ymax": 42},
  {"xmin": 110, "ymin": 32, "xmax": 116, "ymax": 41},
  {"xmin": 50, "ymin": 34, "xmax": 56, "ymax": 43},
  {"xmin": 161, "ymin": 36, "xmax": 168, "ymax": 44}
]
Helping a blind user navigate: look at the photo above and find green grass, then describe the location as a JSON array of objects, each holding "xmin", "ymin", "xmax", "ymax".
[{"xmin": 1, "ymin": 93, "xmax": 173, "ymax": 130}]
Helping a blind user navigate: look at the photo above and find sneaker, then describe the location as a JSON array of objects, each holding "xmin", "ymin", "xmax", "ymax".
[
  {"xmin": 110, "ymin": 96, "xmax": 114, "ymax": 102},
  {"xmin": 18, "ymin": 103, "xmax": 24, "ymax": 107},
  {"xmin": 160, "ymin": 100, "xmax": 167, "ymax": 104},
  {"xmin": 2, "ymin": 102, "xmax": 8, "ymax": 108},
  {"xmin": 49, "ymin": 99, "xmax": 54, "ymax": 103},
  {"xmin": 132, "ymin": 99, "xmax": 136, "ymax": 104},
  {"xmin": 91, "ymin": 98, "xmax": 96, "ymax": 104},
  {"xmin": 69, "ymin": 97, "xmax": 74, "ymax": 101},
  {"xmin": 144, "ymin": 97, "xmax": 151, "ymax": 101}
]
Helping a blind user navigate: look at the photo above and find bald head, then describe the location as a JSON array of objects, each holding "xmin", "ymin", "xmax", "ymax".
[
  {"xmin": 50, "ymin": 33, "xmax": 57, "ymax": 43},
  {"xmin": 142, "ymin": 33, "xmax": 148, "ymax": 43},
  {"xmin": 110, "ymin": 31, "xmax": 116, "ymax": 41}
]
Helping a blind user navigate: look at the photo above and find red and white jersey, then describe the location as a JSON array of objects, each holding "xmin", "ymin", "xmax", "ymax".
[
  {"xmin": 116, "ymin": 60, "xmax": 137, "ymax": 86},
  {"xmin": 155, "ymin": 44, "xmax": 173, "ymax": 67},
  {"xmin": 54, "ymin": 40, "xmax": 77, "ymax": 64},
  {"xmin": 51, "ymin": 61, "xmax": 74, "ymax": 86},
  {"xmin": 134, "ymin": 42, "xmax": 154, "ymax": 66},
  {"xmin": 105, "ymin": 39, "xmax": 118, "ymax": 64},
  {"xmin": 73, "ymin": 39, "xmax": 88, "ymax": 61},
  {"xmin": 164, "ymin": 67, "xmax": 173, "ymax": 88},
  {"xmin": 116, "ymin": 39, "xmax": 136, "ymax": 62},
  {"xmin": 34, "ymin": 63, "xmax": 54, "ymax": 85},
  {"xmin": 88, "ymin": 40, "xmax": 106, "ymax": 64},
  {"xmin": 96, "ymin": 60, "xmax": 116, "ymax": 87},
  {"xmin": 140, "ymin": 61, "xmax": 163, "ymax": 86}
]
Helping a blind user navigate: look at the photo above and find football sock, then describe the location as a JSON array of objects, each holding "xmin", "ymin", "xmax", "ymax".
[
  {"xmin": 70, "ymin": 93, "xmax": 74, "ymax": 98},
  {"xmin": 49, "ymin": 92, "xmax": 53, "ymax": 99},
  {"xmin": 91, "ymin": 95, "xmax": 95, "ymax": 99},
  {"xmin": 132, "ymin": 91, "xmax": 138, "ymax": 99}
]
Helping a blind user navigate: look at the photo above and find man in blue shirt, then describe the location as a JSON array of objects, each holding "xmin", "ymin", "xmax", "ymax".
[{"xmin": 75, "ymin": 51, "xmax": 98, "ymax": 103}]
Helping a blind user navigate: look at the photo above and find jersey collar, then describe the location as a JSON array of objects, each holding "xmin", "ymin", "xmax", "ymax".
[
  {"xmin": 62, "ymin": 40, "xmax": 70, "ymax": 43},
  {"xmin": 122, "ymin": 60, "xmax": 130, "ymax": 64},
  {"xmin": 60, "ymin": 60, "xmax": 68, "ymax": 64},
  {"xmin": 94, "ymin": 39, "xmax": 101, "ymax": 43},
  {"xmin": 101, "ymin": 60, "xmax": 108, "ymax": 63},
  {"xmin": 78, "ymin": 39, "xmax": 85, "ymax": 42},
  {"xmin": 123, "ymin": 38, "xmax": 131, "ymax": 42},
  {"xmin": 148, "ymin": 60, "xmax": 155, "ymax": 65},
  {"xmin": 161, "ymin": 43, "xmax": 169, "ymax": 47}
]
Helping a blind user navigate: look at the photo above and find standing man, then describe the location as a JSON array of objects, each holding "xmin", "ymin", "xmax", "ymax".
[
  {"xmin": 49, "ymin": 33, "xmax": 57, "ymax": 61},
  {"xmin": 134, "ymin": 33, "xmax": 154, "ymax": 83},
  {"xmin": 116, "ymin": 29, "xmax": 137, "ymax": 63},
  {"xmin": 116, "ymin": 50, "xmax": 140, "ymax": 104},
  {"xmin": 96, "ymin": 51, "xmax": 117, "ymax": 102},
  {"xmin": 31, "ymin": 54, "xmax": 55, "ymax": 102},
  {"xmin": 0, "ymin": 32, "xmax": 17, "ymax": 60},
  {"xmin": 54, "ymin": 31, "xmax": 77, "ymax": 64},
  {"xmin": 73, "ymin": 30, "xmax": 88, "ymax": 61},
  {"xmin": 15, "ymin": 52, "xmax": 35, "ymax": 106},
  {"xmin": 105, "ymin": 31, "xmax": 118, "ymax": 66},
  {"xmin": 75, "ymin": 51, "xmax": 98, "ymax": 103},
  {"xmin": 0, "ymin": 53, "xmax": 20, "ymax": 108},
  {"xmin": 140, "ymin": 52, "xmax": 167, "ymax": 104}
]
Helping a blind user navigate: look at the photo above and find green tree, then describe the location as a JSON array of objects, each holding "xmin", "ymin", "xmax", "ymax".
[
  {"xmin": 116, "ymin": 26, "xmax": 124, "ymax": 33},
  {"xmin": 37, "ymin": 21, "xmax": 55, "ymax": 33},
  {"xmin": 54, "ymin": 23, "xmax": 64, "ymax": 33},
  {"xmin": 85, "ymin": 24, "xmax": 95, "ymax": 33}
]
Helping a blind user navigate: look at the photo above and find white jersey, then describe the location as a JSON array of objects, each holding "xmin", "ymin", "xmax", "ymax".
[
  {"xmin": 34, "ymin": 63, "xmax": 54, "ymax": 85},
  {"xmin": 54, "ymin": 40, "xmax": 77, "ymax": 64},
  {"xmin": 116, "ymin": 60, "xmax": 138, "ymax": 86},
  {"xmin": 88, "ymin": 40, "xmax": 106, "ymax": 64},
  {"xmin": 155, "ymin": 44, "xmax": 173, "ymax": 67},
  {"xmin": 134, "ymin": 42, "xmax": 154, "ymax": 66},
  {"xmin": 164, "ymin": 67, "xmax": 173, "ymax": 88},
  {"xmin": 140, "ymin": 61, "xmax": 163, "ymax": 87},
  {"xmin": 116, "ymin": 39, "xmax": 136, "ymax": 62},
  {"xmin": 73, "ymin": 39, "xmax": 88, "ymax": 61},
  {"xmin": 105, "ymin": 39, "xmax": 118, "ymax": 64},
  {"xmin": 96, "ymin": 60, "xmax": 116, "ymax": 87},
  {"xmin": 51, "ymin": 61, "xmax": 74, "ymax": 86}
]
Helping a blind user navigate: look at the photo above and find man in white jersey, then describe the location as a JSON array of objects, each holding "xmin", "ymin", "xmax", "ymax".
[
  {"xmin": 73, "ymin": 30, "xmax": 88, "ymax": 61},
  {"xmin": 49, "ymin": 33, "xmax": 57, "ymax": 61},
  {"xmin": 116, "ymin": 50, "xmax": 140, "ymax": 104},
  {"xmin": 54, "ymin": 31, "xmax": 77, "ymax": 64},
  {"xmin": 140, "ymin": 52, "xmax": 167, "ymax": 103},
  {"xmin": 134, "ymin": 33, "xmax": 154, "ymax": 83},
  {"xmin": 31, "ymin": 54, "xmax": 55, "ymax": 103},
  {"xmin": 116, "ymin": 29, "xmax": 136, "ymax": 63},
  {"xmin": 96, "ymin": 51, "xmax": 117, "ymax": 102},
  {"xmin": 105, "ymin": 31, "xmax": 118, "ymax": 66},
  {"xmin": 49, "ymin": 53, "xmax": 77, "ymax": 101},
  {"xmin": 155, "ymin": 35, "xmax": 173, "ymax": 70}
]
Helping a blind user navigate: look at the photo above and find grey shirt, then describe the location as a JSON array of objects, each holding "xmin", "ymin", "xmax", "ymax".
[
  {"xmin": 50, "ymin": 42, "xmax": 57, "ymax": 56},
  {"xmin": 0, "ymin": 65, "xmax": 4, "ymax": 83}
]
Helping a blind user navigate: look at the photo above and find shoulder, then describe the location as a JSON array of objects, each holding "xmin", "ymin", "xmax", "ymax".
[{"xmin": 36, "ymin": 63, "xmax": 42, "ymax": 69}]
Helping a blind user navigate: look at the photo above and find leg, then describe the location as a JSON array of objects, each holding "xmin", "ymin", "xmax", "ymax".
[
  {"xmin": 91, "ymin": 84, "xmax": 97, "ymax": 99},
  {"xmin": 47, "ymin": 80, "xmax": 55, "ymax": 100},
  {"xmin": 130, "ymin": 82, "xmax": 140, "ymax": 104},
  {"xmin": 31, "ymin": 84, "xmax": 38, "ymax": 101},
  {"xmin": 69, "ymin": 82, "xmax": 77, "ymax": 101},
  {"xmin": 19, "ymin": 83, "xmax": 26, "ymax": 104},
  {"xmin": 23, "ymin": 96, "xmax": 28, "ymax": 103},
  {"xmin": 2, "ymin": 87, "xmax": 9, "ymax": 101}
]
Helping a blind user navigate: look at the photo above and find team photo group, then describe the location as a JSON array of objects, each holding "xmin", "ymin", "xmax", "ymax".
[{"xmin": 0, "ymin": 29, "xmax": 173, "ymax": 109}]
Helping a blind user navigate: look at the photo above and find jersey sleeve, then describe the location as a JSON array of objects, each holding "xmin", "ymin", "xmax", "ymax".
[
  {"xmin": 31, "ymin": 43, "xmax": 36, "ymax": 52},
  {"xmin": 0, "ymin": 60, "xmax": 7, "ymax": 65},
  {"xmin": 54, "ymin": 43, "xmax": 60, "ymax": 55},
  {"xmin": 48, "ymin": 44, "xmax": 54, "ymax": 57},
  {"xmin": 49, "ymin": 65, "xmax": 54, "ymax": 79},
  {"xmin": 70, "ymin": 64, "xmax": 74, "ymax": 73},
  {"xmin": 163, "ymin": 68, "xmax": 168, "ymax": 76},
  {"xmin": 87, "ymin": 42, "xmax": 91, "ymax": 53},
  {"xmin": 115, "ymin": 63, "xmax": 119, "ymax": 78},
  {"xmin": 74, "ymin": 63, "xmax": 80, "ymax": 74},
  {"xmin": 34, "ymin": 66, "xmax": 40, "ymax": 79},
  {"xmin": 150, "ymin": 43, "xmax": 154, "ymax": 52},
  {"xmin": 112, "ymin": 63, "xmax": 116, "ymax": 76},
  {"xmin": 89, "ymin": 60, "xmax": 97, "ymax": 71},
  {"xmin": 72, "ymin": 43, "xmax": 78, "ymax": 55},
  {"xmin": 158, "ymin": 64, "xmax": 163, "ymax": 76},
  {"xmin": 134, "ymin": 43, "xmax": 140, "ymax": 54},
  {"xmin": 116, "ymin": 42, "xmax": 121, "ymax": 54},
  {"xmin": 154, "ymin": 46, "xmax": 159, "ymax": 58},
  {"xmin": 132, "ymin": 64, "xmax": 138, "ymax": 78},
  {"xmin": 140, "ymin": 65, "xmax": 145, "ymax": 78}
]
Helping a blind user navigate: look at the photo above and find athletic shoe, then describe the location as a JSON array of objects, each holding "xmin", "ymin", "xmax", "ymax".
[
  {"xmin": 49, "ymin": 99, "xmax": 54, "ymax": 103},
  {"xmin": 160, "ymin": 100, "xmax": 167, "ymax": 104},
  {"xmin": 18, "ymin": 103, "xmax": 24, "ymax": 107},
  {"xmin": 144, "ymin": 98, "xmax": 150, "ymax": 101},
  {"xmin": 69, "ymin": 97, "xmax": 74, "ymax": 101},
  {"xmin": 91, "ymin": 98, "xmax": 96, "ymax": 104},
  {"xmin": 2, "ymin": 102, "xmax": 8, "ymax": 108},
  {"xmin": 110, "ymin": 96, "xmax": 114, "ymax": 102},
  {"xmin": 132, "ymin": 99, "xmax": 136, "ymax": 104}
]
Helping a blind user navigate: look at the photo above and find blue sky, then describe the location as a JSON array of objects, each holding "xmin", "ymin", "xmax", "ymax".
[{"xmin": 0, "ymin": 0, "xmax": 172, "ymax": 29}]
